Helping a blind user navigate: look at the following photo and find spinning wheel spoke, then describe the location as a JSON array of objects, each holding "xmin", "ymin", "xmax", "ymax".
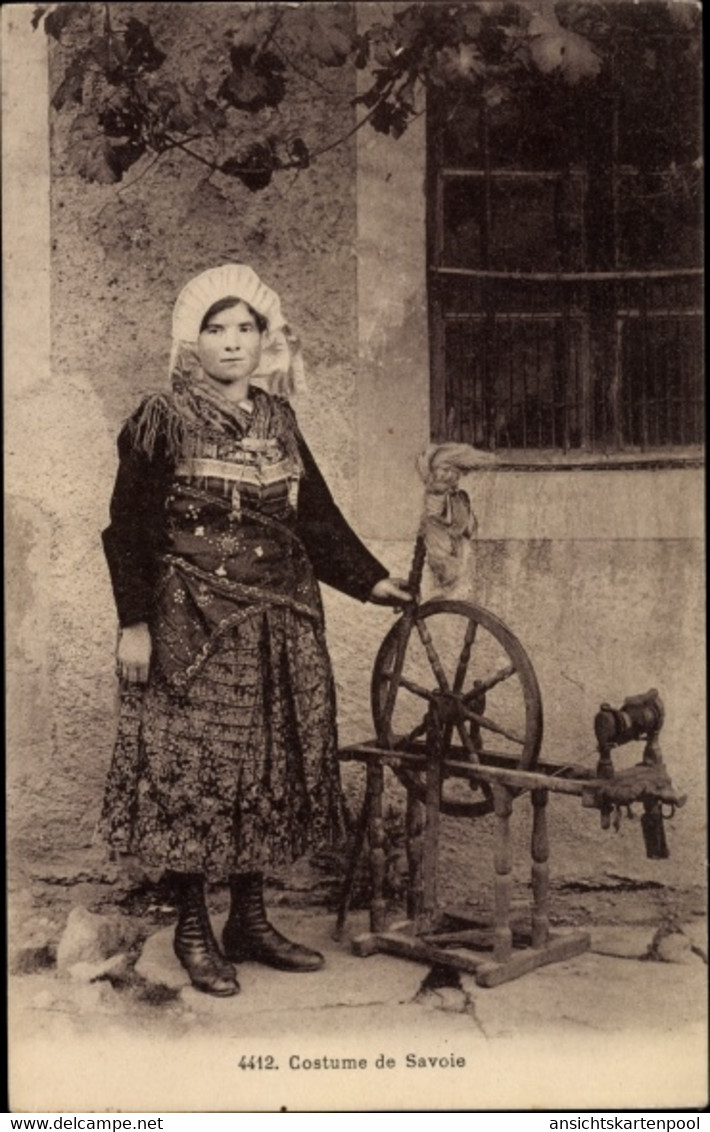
[
  {"xmin": 453, "ymin": 719, "xmax": 477, "ymax": 757},
  {"xmin": 459, "ymin": 704, "xmax": 526, "ymax": 746},
  {"xmin": 442, "ymin": 619, "xmax": 480, "ymax": 759},
  {"xmin": 453, "ymin": 720, "xmax": 484, "ymax": 766},
  {"xmin": 464, "ymin": 664, "xmax": 516, "ymax": 698},
  {"xmin": 394, "ymin": 720, "xmax": 429, "ymax": 751},
  {"xmin": 414, "ymin": 617, "xmax": 452, "ymax": 693},
  {"xmin": 398, "ymin": 676, "xmax": 436, "ymax": 701},
  {"xmin": 453, "ymin": 619, "xmax": 478, "ymax": 694},
  {"xmin": 450, "ymin": 720, "xmax": 492, "ymax": 804}
]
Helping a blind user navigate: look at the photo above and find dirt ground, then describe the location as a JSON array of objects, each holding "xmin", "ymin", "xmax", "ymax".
[{"xmin": 7, "ymin": 851, "xmax": 708, "ymax": 1114}]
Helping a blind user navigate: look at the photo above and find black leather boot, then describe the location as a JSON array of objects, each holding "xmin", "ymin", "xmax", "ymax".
[
  {"xmin": 171, "ymin": 873, "xmax": 240, "ymax": 996},
  {"xmin": 222, "ymin": 872, "xmax": 325, "ymax": 972}
]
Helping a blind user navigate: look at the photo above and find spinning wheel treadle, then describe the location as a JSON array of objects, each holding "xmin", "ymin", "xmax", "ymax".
[{"xmin": 371, "ymin": 598, "xmax": 544, "ymax": 818}]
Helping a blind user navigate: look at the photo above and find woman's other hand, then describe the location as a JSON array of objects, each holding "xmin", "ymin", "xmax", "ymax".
[
  {"xmin": 368, "ymin": 577, "xmax": 413, "ymax": 605},
  {"xmin": 116, "ymin": 622, "xmax": 152, "ymax": 683}
]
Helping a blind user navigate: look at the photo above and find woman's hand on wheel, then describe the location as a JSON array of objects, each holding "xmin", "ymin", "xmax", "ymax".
[
  {"xmin": 368, "ymin": 577, "xmax": 413, "ymax": 606},
  {"xmin": 116, "ymin": 622, "xmax": 152, "ymax": 684}
]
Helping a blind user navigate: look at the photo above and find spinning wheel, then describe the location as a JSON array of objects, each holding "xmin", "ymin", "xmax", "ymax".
[
  {"xmin": 337, "ymin": 450, "xmax": 683, "ymax": 983},
  {"xmin": 371, "ymin": 597, "xmax": 544, "ymax": 818},
  {"xmin": 336, "ymin": 443, "xmax": 683, "ymax": 982}
]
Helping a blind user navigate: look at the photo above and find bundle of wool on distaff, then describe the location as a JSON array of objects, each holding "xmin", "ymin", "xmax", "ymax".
[{"xmin": 415, "ymin": 442, "xmax": 495, "ymax": 591}]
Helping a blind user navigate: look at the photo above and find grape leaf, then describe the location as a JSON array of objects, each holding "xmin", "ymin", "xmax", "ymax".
[
  {"xmin": 369, "ymin": 100, "xmax": 411, "ymax": 139},
  {"xmin": 528, "ymin": 12, "xmax": 600, "ymax": 84},
  {"xmin": 528, "ymin": 15, "xmax": 565, "ymax": 75},
  {"xmin": 557, "ymin": 29, "xmax": 601, "ymax": 83},
  {"xmin": 43, "ymin": 2, "xmax": 87, "ymax": 42},
  {"xmin": 69, "ymin": 113, "xmax": 120, "ymax": 183},
  {"xmin": 123, "ymin": 18, "xmax": 166, "ymax": 75},
  {"xmin": 97, "ymin": 95, "xmax": 143, "ymax": 140},
  {"xmin": 353, "ymin": 86, "xmax": 382, "ymax": 110},
  {"xmin": 218, "ymin": 47, "xmax": 286, "ymax": 112},
  {"xmin": 142, "ymin": 80, "xmax": 197, "ymax": 134},
  {"xmin": 105, "ymin": 139, "xmax": 147, "ymax": 177},
  {"xmin": 51, "ymin": 52, "xmax": 89, "ymax": 110},
  {"xmin": 431, "ymin": 43, "xmax": 484, "ymax": 86},
  {"xmin": 395, "ymin": 75, "xmax": 418, "ymax": 111},
  {"xmin": 366, "ymin": 26, "xmax": 399, "ymax": 69}
]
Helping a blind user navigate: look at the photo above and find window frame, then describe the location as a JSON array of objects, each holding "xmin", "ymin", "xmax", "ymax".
[{"xmin": 426, "ymin": 17, "xmax": 704, "ymax": 469}]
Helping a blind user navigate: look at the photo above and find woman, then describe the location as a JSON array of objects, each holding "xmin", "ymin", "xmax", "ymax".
[{"xmin": 100, "ymin": 264, "xmax": 409, "ymax": 997}]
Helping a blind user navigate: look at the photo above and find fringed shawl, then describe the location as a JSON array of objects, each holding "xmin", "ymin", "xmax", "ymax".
[{"xmin": 125, "ymin": 380, "xmax": 303, "ymax": 475}]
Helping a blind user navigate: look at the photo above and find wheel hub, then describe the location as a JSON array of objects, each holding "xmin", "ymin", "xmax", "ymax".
[{"xmin": 430, "ymin": 689, "xmax": 464, "ymax": 726}]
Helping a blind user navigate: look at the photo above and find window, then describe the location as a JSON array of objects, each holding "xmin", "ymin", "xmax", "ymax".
[{"xmin": 427, "ymin": 4, "xmax": 703, "ymax": 460}]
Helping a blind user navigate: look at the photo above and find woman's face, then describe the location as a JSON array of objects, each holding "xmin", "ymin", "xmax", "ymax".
[{"xmin": 197, "ymin": 300, "xmax": 263, "ymax": 387}]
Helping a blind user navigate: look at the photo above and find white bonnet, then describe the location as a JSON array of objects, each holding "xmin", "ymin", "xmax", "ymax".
[{"xmin": 170, "ymin": 263, "xmax": 306, "ymax": 396}]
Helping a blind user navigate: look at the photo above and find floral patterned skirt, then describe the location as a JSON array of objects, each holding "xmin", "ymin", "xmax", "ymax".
[{"xmin": 100, "ymin": 606, "xmax": 348, "ymax": 882}]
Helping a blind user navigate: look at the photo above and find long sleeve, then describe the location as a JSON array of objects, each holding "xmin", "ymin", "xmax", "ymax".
[
  {"xmin": 102, "ymin": 419, "xmax": 174, "ymax": 627},
  {"xmin": 295, "ymin": 433, "xmax": 389, "ymax": 602}
]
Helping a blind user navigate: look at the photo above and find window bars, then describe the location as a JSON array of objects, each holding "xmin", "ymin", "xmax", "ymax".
[{"xmin": 429, "ymin": 267, "xmax": 703, "ymax": 454}]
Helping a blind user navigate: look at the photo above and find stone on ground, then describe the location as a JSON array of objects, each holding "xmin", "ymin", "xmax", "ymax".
[
  {"xmin": 67, "ymin": 952, "xmax": 131, "ymax": 984},
  {"xmin": 649, "ymin": 928, "xmax": 702, "ymax": 965},
  {"xmin": 56, "ymin": 907, "xmax": 127, "ymax": 972}
]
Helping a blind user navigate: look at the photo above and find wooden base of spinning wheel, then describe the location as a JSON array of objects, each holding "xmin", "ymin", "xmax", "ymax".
[
  {"xmin": 337, "ymin": 743, "xmax": 592, "ymax": 988},
  {"xmin": 351, "ymin": 919, "xmax": 591, "ymax": 989}
]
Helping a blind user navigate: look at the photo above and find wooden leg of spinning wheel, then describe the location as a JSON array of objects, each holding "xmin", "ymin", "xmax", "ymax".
[
  {"xmin": 492, "ymin": 783, "xmax": 514, "ymax": 963},
  {"xmin": 368, "ymin": 758, "xmax": 387, "ymax": 933},
  {"xmin": 531, "ymin": 788, "xmax": 550, "ymax": 949},
  {"xmin": 421, "ymin": 725, "xmax": 442, "ymax": 923},
  {"xmin": 334, "ymin": 772, "xmax": 373, "ymax": 941},
  {"xmin": 406, "ymin": 783, "xmax": 425, "ymax": 921}
]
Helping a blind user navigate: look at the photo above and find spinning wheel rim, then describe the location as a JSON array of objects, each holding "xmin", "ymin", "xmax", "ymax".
[{"xmin": 370, "ymin": 599, "xmax": 544, "ymax": 818}]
